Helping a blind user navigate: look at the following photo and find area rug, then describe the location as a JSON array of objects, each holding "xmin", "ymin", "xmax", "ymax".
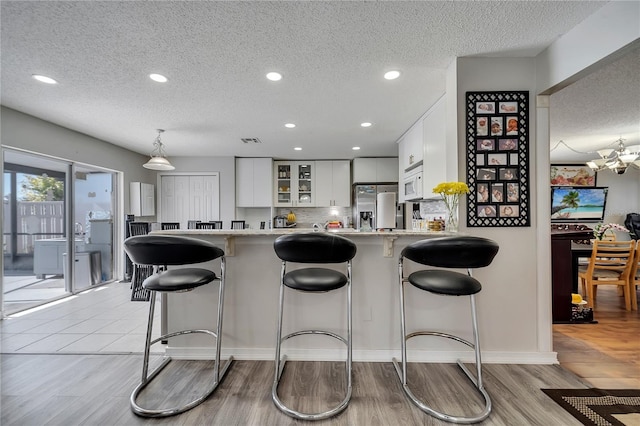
[{"xmin": 542, "ymin": 388, "xmax": 640, "ymax": 426}]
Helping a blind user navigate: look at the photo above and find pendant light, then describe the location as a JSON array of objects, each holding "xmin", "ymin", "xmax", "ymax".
[{"xmin": 143, "ymin": 129, "xmax": 175, "ymax": 171}]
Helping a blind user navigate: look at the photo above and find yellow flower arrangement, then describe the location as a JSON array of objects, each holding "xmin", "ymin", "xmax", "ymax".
[
  {"xmin": 432, "ymin": 181, "xmax": 470, "ymax": 197},
  {"xmin": 433, "ymin": 181, "xmax": 469, "ymax": 232}
]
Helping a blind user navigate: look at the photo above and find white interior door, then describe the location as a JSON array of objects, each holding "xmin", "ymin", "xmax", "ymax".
[{"xmin": 160, "ymin": 173, "xmax": 219, "ymax": 228}]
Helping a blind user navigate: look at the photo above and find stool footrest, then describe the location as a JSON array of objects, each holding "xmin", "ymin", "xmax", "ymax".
[
  {"xmin": 272, "ymin": 355, "xmax": 352, "ymax": 421},
  {"xmin": 131, "ymin": 355, "xmax": 234, "ymax": 418},
  {"xmin": 392, "ymin": 356, "xmax": 491, "ymax": 424},
  {"xmin": 280, "ymin": 329, "xmax": 347, "ymax": 346},
  {"xmin": 149, "ymin": 329, "xmax": 219, "ymax": 347},
  {"xmin": 406, "ymin": 330, "xmax": 475, "ymax": 350}
]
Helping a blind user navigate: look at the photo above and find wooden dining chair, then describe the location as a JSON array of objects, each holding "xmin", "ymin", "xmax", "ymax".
[
  {"xmin": 578, "ymin": 240, "xmax": 636, "ymax": 311},
  {"xmin": 630, "ymin": 240, "xmax": 640, "ymax": 310}
]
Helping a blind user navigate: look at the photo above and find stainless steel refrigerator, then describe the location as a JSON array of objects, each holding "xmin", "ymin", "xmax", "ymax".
[{"xmin": 352, "ymin": 184, "xmax": 404, "ymax": 230}]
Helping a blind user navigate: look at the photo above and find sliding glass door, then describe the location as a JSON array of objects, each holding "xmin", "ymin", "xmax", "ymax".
[{"xmin": 2, "ymin": 149, "xmax": 116, "ymax": 315}]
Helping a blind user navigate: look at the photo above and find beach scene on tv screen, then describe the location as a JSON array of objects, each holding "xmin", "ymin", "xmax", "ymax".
[{"xmin": 551, "ymin": 188, "xmax": 607, "ymax": 220}]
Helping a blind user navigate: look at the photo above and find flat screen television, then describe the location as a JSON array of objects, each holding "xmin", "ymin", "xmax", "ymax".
[{"xmin": 551, "ymin": 186, "xmax": 608, "ymax": 222}]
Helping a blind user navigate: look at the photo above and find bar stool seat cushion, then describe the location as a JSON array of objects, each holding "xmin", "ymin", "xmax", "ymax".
[
  {"xmin": 408, "ymin": 269, "xmax": 482, "ymax": 296},
  {"xmin": 284, "ymin": 268, "xmax": 348, "ymax": 292},
  {"xmin": 143, "ymin": 268, "xmax": 217, "ymax": 292}
]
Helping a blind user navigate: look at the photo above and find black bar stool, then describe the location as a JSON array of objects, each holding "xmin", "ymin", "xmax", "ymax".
[
  {"xmin": 160, "ymin": 222, "xmax": 180, "ymax": 230},
  {"xmin": 272, "ymin": 232, "xmax": 357, "ymax": 420},
  {"xmin": 128, "ymin": 222, "xmax": 152, "ymax": 301},
  {"xmin": 393, "ymin": 236, "xmax": 499, "ymax": 424},
  {"xmin": 123, "ymin": 235, "xmax": 234, "ymax": 418},
  {"xmin": 187, "ymin": 220, "xmax": 201, "ymax": 229},
  {"xmin": 195, "ymin": 222, "xmax": 219, "ymax": 230},
  {"xmin": 231, "ymin": 220, "xmax": 245, "ymax": 229}
]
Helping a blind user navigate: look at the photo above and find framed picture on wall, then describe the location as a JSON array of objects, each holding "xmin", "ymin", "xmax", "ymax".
[
  {"xmin": 550, "ymin": 164, "xmax": 597, "ymax": 187},
  {"xmin": 466, "ymin": 91, "xmax": 530, "ymax": 227}
]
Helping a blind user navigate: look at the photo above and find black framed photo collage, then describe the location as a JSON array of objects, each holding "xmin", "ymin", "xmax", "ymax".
[{"xmin": 466, "ymin": 91, "xmax": 530, "ymax": 227}]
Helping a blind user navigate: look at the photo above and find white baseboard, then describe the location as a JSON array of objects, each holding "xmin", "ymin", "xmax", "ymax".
[{"xmin": 164, "ymin": 347, "xmax": 558, "ymax": 364}]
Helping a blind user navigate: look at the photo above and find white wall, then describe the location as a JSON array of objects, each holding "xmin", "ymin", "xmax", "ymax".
[
  {"xmin": 597, "ymin": 170, "xmax": 640, "ymax": 224},
  {"xmin": 455, "ymin": 57, "xmax": 542, "ymax": 354},
  {"xmin": 536, "ymin": 1, "xmax": 640, "ymax": 94},
  {"xmin": 1, "ymin": 106, "xmax": 155, "ymax": 216}
]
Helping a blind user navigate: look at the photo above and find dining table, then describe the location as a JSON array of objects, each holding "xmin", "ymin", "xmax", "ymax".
[{"xmin": 550, "ymin": 229, "xmax": 593, "ymax": 323}]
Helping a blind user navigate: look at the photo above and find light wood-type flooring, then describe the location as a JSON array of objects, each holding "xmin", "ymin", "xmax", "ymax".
[
  {"xmin": 2, "ymin": 355, "xmax": 587, "ymax": 425},
  {"xmin": 553, "ymin": 285, "xmax": 640, "ymax": 389},
  {"xmin": 1, "ymin": 283, "xmax": 638, "ymax": 424}
]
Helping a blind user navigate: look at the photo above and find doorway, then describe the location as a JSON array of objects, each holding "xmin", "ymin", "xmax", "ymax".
[{"xmin": 2, "ymin": 149, "xmax": 117, "ymax": 315}]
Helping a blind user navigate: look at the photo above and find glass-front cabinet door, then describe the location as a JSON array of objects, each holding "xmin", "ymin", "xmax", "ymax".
[
  {"xmin": 274, "ymin": 161, "xmax": 315, "ymax": 207},
  {"xmin": 275, "ymin": 162, "xmax": 292, "ymax": 206},
  {"xmin": 295, "ymin": 162, "xmax": 313, "ymax": 206}
]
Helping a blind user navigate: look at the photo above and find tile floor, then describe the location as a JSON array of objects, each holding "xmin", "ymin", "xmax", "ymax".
[
  {"xmin": 1, "ymin": 283, "xmax": 160, "ymax": 354},
  {"xmin": 3, "ymin": 275, "xmax": 68, "ymax": 314}
]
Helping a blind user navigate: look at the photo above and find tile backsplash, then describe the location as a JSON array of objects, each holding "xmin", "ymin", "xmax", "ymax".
[{"xmin": 276, "ymin": 207, "xmax": 352, "ymax": 228}]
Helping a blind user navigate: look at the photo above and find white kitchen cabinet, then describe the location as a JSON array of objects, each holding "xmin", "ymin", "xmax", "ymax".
[
  {"xmin": 160, "ymin": 174, "xmax": 220, "ymax": 228},
  {"xmin": 377, "ymin": 157, "xmax": 399, "ymax": 183},
  {"xmin": 236, "ymin": 158, "xmax": 272, "ymax": 207},
  {"xmin": 352, "ymin": 158, "xmax": 377, "ymax": 183},
  {"xmin": 130, "ymin": 182, "xmax": 155, "ymax": 216},
  {"xmin": 274, "ymin": 161, "xmax": 315, "ymax": 207},
  {"xmin": 400, "ymin": 120, "xmax": 424, "ymax": 172},
  {"xmin": 422, "ymin": 96, "xmax": 447, "ymax": 198},
  {"xmin": 352, "ymin": 157, "xmax": 398, "ymax": 183},
  {"xmin": 315, "ymin": 160, "xmax": 351, "ymax": 207}
]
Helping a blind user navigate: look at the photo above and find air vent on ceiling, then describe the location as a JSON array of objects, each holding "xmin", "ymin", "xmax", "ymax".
[{"xmin": 241, "ymin": 137, "xmax": 262, "ymax": 144}]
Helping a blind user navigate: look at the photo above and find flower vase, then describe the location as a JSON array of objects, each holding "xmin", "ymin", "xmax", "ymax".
[{"xmin": 445, "ymin": 201, "xmax": 459, "ymax": 232}]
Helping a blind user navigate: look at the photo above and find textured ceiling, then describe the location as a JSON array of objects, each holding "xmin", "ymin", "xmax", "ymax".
[
  {"xmin": 549, "ymin": 49, "xmax": 640, "ymax": 162},
  {"xmin": 3, "ymin": 1, "xmax": 633, "ymax": 162}
]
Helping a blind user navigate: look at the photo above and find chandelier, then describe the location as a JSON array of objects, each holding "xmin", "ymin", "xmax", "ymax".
[
  {"xmin": 586, "ymin": 139, "xmax": 640, "ymax": 174},
  {"xmin": 552, "ymin": 139, "xmax": 640, "ymax": 175},
  {"xmin": 143, "ymin": 129, "xmax": 175, "ymax": 171}
]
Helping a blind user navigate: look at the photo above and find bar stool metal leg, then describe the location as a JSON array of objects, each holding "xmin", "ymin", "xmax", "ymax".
[
  {"xmin": 272, "ymin": 260, "xmax": 353, "ymax": 421},
  {"xmin": 130, "ymin": 261, "xmax": 234, "ymax": 418},
  {"xmin": 392, "ymin": 266, "xmax": 492, "ymax": 424}
]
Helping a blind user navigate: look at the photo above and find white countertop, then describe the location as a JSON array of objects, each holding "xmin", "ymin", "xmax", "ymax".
[{"xmin": 150, "ymin": 228, "xmax": 453, "ymax": 237}]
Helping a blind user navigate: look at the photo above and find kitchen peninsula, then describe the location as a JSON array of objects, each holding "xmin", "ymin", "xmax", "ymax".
[{"xmin": 150, "ymin": 228, "xmax": 480, "ymax": 363}]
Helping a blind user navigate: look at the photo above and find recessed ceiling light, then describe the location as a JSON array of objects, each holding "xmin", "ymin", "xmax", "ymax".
[
  {"xmin": 32, "ymin": 74, "xmax": 57, "ymax": 84},
  {"xmin": 361, "ymin": 122, "xmax": 372, "ymax": 128},
  {"xmin": 384, "ymin": 70, "xmax": 401, "ymax": 80},
  {"xmin": 149, "ymin": 73, "xmax": 168, "ymax": 83},
  {"xmin": 266, "ymin": 72, "xmax": 282, "ymax": 81},
  {"xmin": 285, "ymin": 123, "xmax": 296, "ymax": 128},
  {"xmin": 352, "ymin": 147, "xmax": 361, "ymax": 151},
  {"xmin": 294, "ymin": 147, "xmax": 302, "ymax": 151}
]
